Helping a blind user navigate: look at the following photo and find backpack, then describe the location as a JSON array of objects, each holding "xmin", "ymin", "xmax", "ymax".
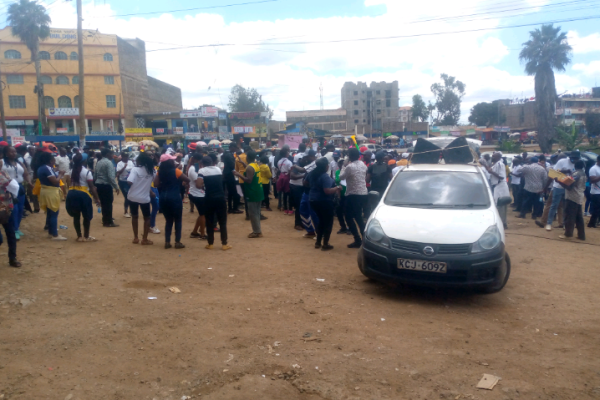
[{"xmin": 0, "ymin": 171, "xmax": 14, "ymax": 224}]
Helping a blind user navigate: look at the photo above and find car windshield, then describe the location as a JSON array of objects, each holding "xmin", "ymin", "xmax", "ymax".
[{"xmin": 384, "ymin": 171, "xmax": 491, "ymax": 209}]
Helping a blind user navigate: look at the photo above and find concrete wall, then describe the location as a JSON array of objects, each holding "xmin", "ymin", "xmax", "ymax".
[
  {"xmin": 501, "ymin": 102, "xmax": 537, "ymax": 131},
  {"xmin": 341, "ymin": 81, "xmax": 399, "ymax": 132},
  {"xmin": 147, "ymin": 76, "xmax": 182, "ymax": 113},
  {"xmin": 117, "ymin": 37, "xmax": 149, "ymax": 128}
]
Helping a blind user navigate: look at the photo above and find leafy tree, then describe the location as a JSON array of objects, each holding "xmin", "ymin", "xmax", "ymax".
[
  {"xmin": 228, "ymin": 85, "xmax": 273, "ymax": 118},
  {"xmin": 495, "ymin": 140, "xmax": 522, "ymax": 154},
  {"xmin": 556, "ymin": 124, "xmax": 583, "ymax": 151},
  {"xmin": 8, "ymin": 0, "xmax": 51, "ymax": 136},
  {"xmin": 430, "ymin": 74, "xmax": 465, "ymax": 126},
  {"xmin": 519, "ymin": 24, "xmax": 572, "ymax": 154},
  {"xmin": 468, "ymin": 101, "xmax": 506, "ymax": 127},
  {"xmin": 411, "ymin": 94, "xmax": 428, "ymax": 122},
  {"xmin": 584, "ymin": 111, "xmax": 600, "ymax": 138}
]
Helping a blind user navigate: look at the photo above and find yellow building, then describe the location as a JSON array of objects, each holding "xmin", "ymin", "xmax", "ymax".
[{"xmin": 0, "ymin": 27, "xmax": 182, "ymax": 137}]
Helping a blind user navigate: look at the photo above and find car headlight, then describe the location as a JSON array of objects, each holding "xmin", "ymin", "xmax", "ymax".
[
  {"xmin": 471, "ymin": 225, "xmax": 502, "ymax": 253},
  {"xmin": 366, "ymin": 219, "xmax": 391, "ymax": 248}
]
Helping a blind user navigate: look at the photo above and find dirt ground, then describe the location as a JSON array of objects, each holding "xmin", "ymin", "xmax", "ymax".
[{"xmin": 1, "ymin": 197, "xmax": 599, "ymax": 400}]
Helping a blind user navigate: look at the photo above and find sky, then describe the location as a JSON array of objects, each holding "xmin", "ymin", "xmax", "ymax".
[{"xmin": 3, "ymin": 0, "xmax": 600, "ymax": 122}]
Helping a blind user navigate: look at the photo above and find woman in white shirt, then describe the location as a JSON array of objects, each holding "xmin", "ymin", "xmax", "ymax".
[
  {"xmin": 1, "ymin": 146, "xmax": 30, "ymax": 240},
  {"xmin": 116, "ymin": 152, "xmax": 135, "ymax": 218},
  {"xmin": 127, "ymin": 152, "xmax": 155, "ymax": 245},
  {"xmin": 186, "ymin": 153, "xmax": 207, "ymax": 239},
  {"xmin": 65, "ymin": 154, "xmax": 101, "ymax": 242}
]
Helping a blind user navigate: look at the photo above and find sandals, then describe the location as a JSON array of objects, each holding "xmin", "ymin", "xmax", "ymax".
[
  {"xmin": 248, "ymin": 233, "xmax": 263, "ymax": 238},
  {"xmin": 141, "ymin": 239, "xmax": 154, "ymax": 246},
  {"xmin": 84, "ymin": 237, "xmax": 96, "ymax": 242},
  {"xmin": 190, "ymin": 233, "xmax": 207, "ymax": 240},
  {"xmin": 174, "ymin": 242, "xmax": 185, "ymax": 249},
  {"xmin": 132, "ymin": 238, "xmax": 139, "ymax": 244},
  {"xmin": 76, "ymin": 237, "xmax": 85, "ymax": 242}
]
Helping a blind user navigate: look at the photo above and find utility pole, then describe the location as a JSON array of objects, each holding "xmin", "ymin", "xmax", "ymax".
[
  {"xmin": 77, "ymin": 0, "xmax": 86, "ymax": 147},
  {"xmin": 0, "ymin": 67, "xmax": 7, "ymax": 141}
]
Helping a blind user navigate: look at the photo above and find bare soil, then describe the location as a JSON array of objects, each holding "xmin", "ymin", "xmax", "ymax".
[{"xmin": 1, "ymin": 199, "xmax": 599, "ymax": 400}]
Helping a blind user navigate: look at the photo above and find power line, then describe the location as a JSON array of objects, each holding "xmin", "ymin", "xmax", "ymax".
[{"xmin": 89, "ymin": 0, "xmax": 279, "ymax": 18}]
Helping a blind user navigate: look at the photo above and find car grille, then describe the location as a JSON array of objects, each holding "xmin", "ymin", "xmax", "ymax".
[{"xmin": 390, "ymin": 239, "xmax": 471, "ymax": 255}]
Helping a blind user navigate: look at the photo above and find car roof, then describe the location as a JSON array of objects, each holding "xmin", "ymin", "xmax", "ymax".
[{"xmin": 403, "ymin": 163, "xmax": 480, "ymax": 173}]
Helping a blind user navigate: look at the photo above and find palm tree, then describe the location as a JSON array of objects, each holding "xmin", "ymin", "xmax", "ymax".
[
  {"xmin": 519, "ymin": 24, "xmax": 572, "ymax": 154},
  {"xmin": 7, "ymin": 0, "xmax": 51, "ymax": 135}
]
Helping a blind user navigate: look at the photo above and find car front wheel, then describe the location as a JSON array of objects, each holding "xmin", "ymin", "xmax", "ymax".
[{"xmin": 479, "ymin": 252, "xmax": 511, "ymax": 294}]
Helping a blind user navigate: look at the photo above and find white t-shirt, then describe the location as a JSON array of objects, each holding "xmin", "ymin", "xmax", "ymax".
[
  {"xmin": 55, "ymin": 155, "xmax": 71, "ymax": 175},
  {"xmin": 1, "ymin": 161, "xmax": 25, "ymax": 183},
  {"xmin": 589, "ymin": 164, "xmax": 600, "ymax": 195},
  {"xmin": 127, "ymin": 166, "xmax": 154, "ymax": 204},
  {"xmin": 187, "ymin": 165, "xmax": 205, "ymax": 198},
  {"xmin": 552, "ymin": 158, "xmax": 575, "ymax": 189},
  {"xmin": 116, "ymin": 160, "xmax": 134, "ymax": 181},
  {"xmin": 72, "ymin": 166, "xmax": 93, "ymax": 189},
  {"xmin": 293, "ymin": 153, "xmax": 304, "ymax": 165},
  {"xmin": 392, "ymin": 166, "xmax": 405, "ymax": 176},
  {"xmin": 278, "ymin": 158, "xmax": 292, "ymax": 174},
  {"xmin": 511, "ymin": 165, "xmax": 523, "ymax": 185},
  {"xmin": 490, "ymin": 160, "xmax": 506, "ymax": 186},
  {"xmin": 324, "ymin": 152, "xmax": 334, "ymax": 163}
]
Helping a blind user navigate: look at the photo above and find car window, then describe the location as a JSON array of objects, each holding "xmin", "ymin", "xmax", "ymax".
[{"xmin": 384, "ymin": 171, "xmax": 491, "ymax": 209}]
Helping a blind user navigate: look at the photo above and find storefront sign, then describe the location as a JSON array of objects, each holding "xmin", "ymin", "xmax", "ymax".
[
  {"xmin": 204, "ymin": 133, "xmax": 218, "ymax": 140},
  {"xmin": 232, "ymin": 126, "xmax": 255, "ymax": 134},
  {"xmin": 174, "ymin": 127, "xmax": 184, "ymax": 134},
  {"xmin": 57, "ymin": 128, "xmax": 69, "ymax": 134},
  {"xmin": 185, "ymin": 133, "xmax": 202, "ymax": 140},
  {"xmin": 218, "ymin": 126, "xmax": 228, "ymax": 133},
  {"xmin": 48, "ymin": 108, "xmax": 80, "ymax": 116},
  {"xmin": 125, "ymin": 128, "xmax": 152, "ymax": 134},
  {"xmin": 218, "ymin": 112, "xmax": 227, "ymax": 120},
  {"xmin": 155, "ymin": 128, "xmax": 165, "ymax": 134},
  {"xmin": 10, "ymin": 136, "xmax": 25, "ymax": 145},
  {"xmin": 91, "ymin": 131, "xmax": 120, "ymax": 135},
  {"xmin": 180, "ymin": 106, "xmax": 219, "ymax": 119},
  {"xmin": 228, "ymin": 112, "xmax": 262, "ymax": 120},
  {"xmin": 219, "ymin": 132, "xmax": 233, "ymax": 140},
  {"xmin": 493, "ymin": 126, "xmax": 510, "ymax": 133},
  {"xmin": 6, "ymin": 120, "xmax": 24, "ymax": 126}
]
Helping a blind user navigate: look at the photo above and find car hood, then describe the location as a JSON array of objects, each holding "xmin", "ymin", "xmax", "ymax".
[{"xmin": 374, "ymin": 205, "xmax": 497, "ymax": 244}]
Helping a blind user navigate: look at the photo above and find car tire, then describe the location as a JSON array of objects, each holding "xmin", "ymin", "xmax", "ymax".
[{"xmin": 479, "ymin": 252, "xmax": 511, "ymax": 294}]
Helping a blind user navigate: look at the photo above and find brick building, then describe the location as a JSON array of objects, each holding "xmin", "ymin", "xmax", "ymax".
[{"xmin": 341, "ymin": 81, "xmax": 399, "ymax": 133}]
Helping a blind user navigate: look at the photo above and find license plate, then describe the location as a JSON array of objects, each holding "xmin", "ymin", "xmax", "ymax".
[{"xmin": 397, "ymin": 258, "xmax": 447, "ymax": 274}]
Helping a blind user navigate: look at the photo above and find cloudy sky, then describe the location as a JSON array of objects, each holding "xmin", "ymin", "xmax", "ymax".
[{"xmin": 11, "ymin": 0, "xmax": 600, "ymax": 122}]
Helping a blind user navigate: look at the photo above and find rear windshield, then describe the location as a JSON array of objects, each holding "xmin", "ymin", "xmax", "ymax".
[{"xmin": 384, "ymin": 171, "xmax": 490, "ymax": 209}]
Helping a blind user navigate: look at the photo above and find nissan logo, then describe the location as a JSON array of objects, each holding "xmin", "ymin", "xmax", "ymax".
[{"xmin": 423, "ymin": 246, "xmax": 435, "ymax": 256}]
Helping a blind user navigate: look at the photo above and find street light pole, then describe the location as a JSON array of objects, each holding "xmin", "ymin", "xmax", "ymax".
[
  {"xmin": 77, "ymin": 0, "xmax": 86, "ymax": 147},
  {"xmin": 0, "ymin": 70, "xmax": 7, "ymax": 141}
]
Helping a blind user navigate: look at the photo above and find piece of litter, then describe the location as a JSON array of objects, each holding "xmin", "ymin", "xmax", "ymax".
[
  {"xmin": 262, "ymin": 375, "xmax": 265, "ymax": 378},
  {"xmin": 275, "ymin": 353, "xmax": 280, "ymax": 356},
  {"xmin": 535, "ymin": 329, "xmax": 539, "ymax": 332},
  {"xmin": 229, "ymin": 275, "xmax": 235, "ymax": 277},
  {"xmin": 315, "ymin": 366, "xmax": 319, "ymax": 370},
  {"xmin": 381, "ymin": 318, "xmax": 385, "ymax": 321},
  {"xmin": 223, "ymin": 369, "xmax": 229, "ymax": 372},
  {"xmin": 292, "ymin": 364, "xmax": 301, "ymax": 369},
  {"xmin": 554, "ymin": 333, "xmax": 558, "ymax": 335},
  {"xmin": 247, "ymin": 308, "xmax": 250, "ymax": 311},
  {"xmin": 208, "ymin": 268, "xmax": 212, "ymax": 270},
  {"xmin": 274, "ymin": 341, "xmax": 282, "ymax": 347},
  {"xmin": 148, "ymin": 297, "xmax": 157, "ymax": 300},
  {"xmin": 481, "ymin": 362, "xmax": 489, "ymax": 366},
  {"xmin": 476, "ymin": 373, "xmax": 500, "ymax": 390},
  {"xmin": 168, "ymin": 287, "xmax": 181, "ymax": 294},
  {"xmin": 316, "ymin": 278, "xmax": 325, "ymax": 282}
]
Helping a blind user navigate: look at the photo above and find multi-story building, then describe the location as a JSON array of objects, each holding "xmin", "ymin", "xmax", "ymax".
[
  {"xmin": 399, "ymin": 106, "xmax": 412, "ymax": 123},
  {"xmin": 286, "ymin": 109, "xmax": 348, "ymax": 132},
  {"xmin": 0, "ymin": 27, "xmax": 182, "ymax": 136},
  {"xmin": 555, "ymin": 89, "xmax": 600, "ymax": 127},
  {"xmin": 499, "ymin": 100, "xmax": 537, "ymax": 132},
  {"xmin": 341, "ymin": 81, "xmax": 399, "ymax": 133}
]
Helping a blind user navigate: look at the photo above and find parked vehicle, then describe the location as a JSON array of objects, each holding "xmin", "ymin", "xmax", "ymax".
[{"xmin": 358, "ymin": 163, "xmax": 511, "ymax": 293}]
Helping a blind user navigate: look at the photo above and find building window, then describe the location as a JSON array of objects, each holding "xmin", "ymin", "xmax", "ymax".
[
  {"xmin": 353, "ymin": 91, "xmax": 358, "ymax": 96},
  {"xmin": 385, "ymin": 90, "xmax": 391, "ymax": 98},
  {"xmin": 377, "ymin": 109, "xmax": 381, "ymax": 114},
  {"xmin": 4, "ymin": 50, "xmax": 21, "ymax": 59},
  {"xmin": 106, "ymin": 95, "xmax": 116, "ymax": 108},
  {"xmin": 72, "ymin": 76, "xmax": 79, "ymax": 84},
  {"xmin": 104, "ymin": 76, "xmax": 114, "ymax": 85},
  {"xmin": 367, "ymin": 91, "xmax": 372, "ymax": 98},
  {"xmin": 40, "ymin": 75, "xmax": 52, "ymax": 85},
  {"xmin": 354, "ymin": 119, "xmax": 359, "ymax": 124},
  {"xmin": 58, "ymin": 96, "xmax": 72, "ymax": 108},
  {"xmin": 44, "ymin": 96, "xmax": 55, "ymax": 109},
  {"xmin": 56, "ymin": 76, "xmax": 69, "ymax": 85},
  {"xmin": 103, "ymin": 53, "xmax": 113, "ymax": 61},
  {"xmin": 363, "ymin": 119, "xmax": 366, "ymax": 123},
  {"xmin": 9, "ymin": 96, "xmax": 26, "ymax": 109},
  {"xmin": 55, "ymin": 51, "xmax": 68, "ymax": 60},
  {"xmin": 74, "ymin": 95, "xmax": 79, "ymax": 108},
  {"xmin": 376, "ymin": 90, "xmax": 381, "ymax": 95},
  {"xmin": 70, "ymin": 52, "xmax": 78, "ymax": 60},
  {"xmin": 354, "ymin": 100, "xmax": 358, "ymax": 105},
  {"xmin": 39, "ymin": 51, "xmax": 51, "ymax": 60},
  {"xmin": 6, "ymin": 75, "xmax": 23, "ymax": 84},
  {"xmin": 386, "ymin": 99, "xmax": 391, "ymax": 107},
  {"xmin": 353, "ymin": 110, "xmax": 358, "ymax": 115}
]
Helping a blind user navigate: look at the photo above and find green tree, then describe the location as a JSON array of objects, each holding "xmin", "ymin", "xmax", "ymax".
[
  {"xmin": 556, "ymin": 124, "xmax": 583, "ymax": 151},
  {"xmin": 430, "ymin": 74, "xmax": 465, "ymax": 126},
  {"xmin": 584, "ymin": 111, "xmax": 600, "ymax": 138},
  {"xmin": 411, "ymin": 94, "xmax": 428, "ymax": 122},
  {"xmin": 519, "ymin": 24, "xmax": 572, "ymax": 154},
  {"xmin": 468, "ymin": 101, "xmax": 506, "ymax": 127},
  {"xmin": 8, "ymin": 0, "xmax": 51, "ymax": 136},
  {"xmin": 228, "ymin": 84, "xmax": 273, "ymax": 118},
  {"xmin": 495, "ymin": 140, "xmax": 522, "ymax": 154}
]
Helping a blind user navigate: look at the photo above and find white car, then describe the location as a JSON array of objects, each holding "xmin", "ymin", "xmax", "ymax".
[{"xmin": 358, "ymin": 163, "xmax": 511, "ymax": 293}]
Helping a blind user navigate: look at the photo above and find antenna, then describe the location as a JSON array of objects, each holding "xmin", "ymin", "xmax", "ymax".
[{"xmin": 319, "ymin": 83, "xmax": 324, "ymax": 110}]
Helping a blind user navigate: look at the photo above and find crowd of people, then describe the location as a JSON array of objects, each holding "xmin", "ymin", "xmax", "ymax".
[{"xmin": 0, "ymin": 138, "xmax": 597, "ymax": 269}]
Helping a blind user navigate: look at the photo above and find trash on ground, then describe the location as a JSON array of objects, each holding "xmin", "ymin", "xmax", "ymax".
[
  {"xmin": 381, "ymin": 318, "xmax": 385, "ymax": 321},
  {"xmin": 229, "ymin": 275, "xmax": 235, "ymax": 277},
  {"xmin": 168, "ymin": 287, "xmax": 181, "ymax": 293},
  {"xmin": 316, "ymin": 278, "xmax": 325, "ymax": 282},
  {"xmin": 476, "ymin": 373, "xmax": 500, "ymax": 390},
  {"xmin": 148, "ymin": 297, "xmax": 157, "ymax": 300}
]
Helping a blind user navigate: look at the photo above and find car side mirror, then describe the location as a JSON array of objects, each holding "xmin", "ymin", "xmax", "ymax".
[
  {"xmin": 368, "ymin": 191, "xmax": 380, "ymax": 208},
  {"xmin": 497, "ymin": 196, "xmax": 512, "ymax": 207}
]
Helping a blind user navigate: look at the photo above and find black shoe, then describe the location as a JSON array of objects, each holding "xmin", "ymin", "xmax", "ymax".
[
  {"xmin": 321, "ymin": 244, "xmax": 334, "ymax": 251},
  {"xmin": 245, "ymin": 216, "xmax": 250, "ymax": 221},
  {"xmin": 103, "ymin": 223, "xmax": 119, "ymax": 227},
  {"xmin": 534, "ymin": 220, "xmax": 545, "ymax": 228},
  {"xmin": 260, "ymin": 215, "xmax": 268, "ymax": 220},
  {"xmin": 347, "ymin": 241, "xmax": 362, "ymax": 248},
  {"xmin": 337, "ymin": 229, "xmax": 349, "ymax": 234},
  {"xmin": 230, "ymin": 209, "xmax": 243, "ymax": 214},
  {"xmin": 315, "ymin": 243, "xmax": 321, "ymax": 249}
]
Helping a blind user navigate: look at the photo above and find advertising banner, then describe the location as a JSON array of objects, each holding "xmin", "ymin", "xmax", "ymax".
[
  {"xmin": 125, "ymin": 128, "xmax": 152, "ymax": 134},
  {"xmin": 219, "ymin": 132, "xmax": 233, "ymax": 140},
  {"xmin": 185, "ymin": 133, "xmax": 202, "ymax": 140},
  {"xmin": 48, "ymin": 108, "xmax": 79, "ymax": 116},
  {"xmin": 232, "ymin": 126, "xmax": 255, "ymax": 134}
]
